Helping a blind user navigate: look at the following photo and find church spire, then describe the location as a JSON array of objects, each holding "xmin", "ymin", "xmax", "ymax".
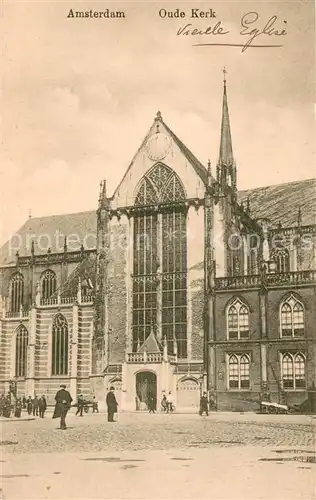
[
  {"xmin": 219, "ymin": 67, "xmax": 233, "ymax": 167},
  {"xmin": 217, "ymin": 68, "xmax": 236, "ymax": 191}
]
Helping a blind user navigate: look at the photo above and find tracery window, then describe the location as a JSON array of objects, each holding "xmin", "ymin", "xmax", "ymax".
[
  {"xmin": 132, "ymin": 164, "xmax": 187, "ymax": 357},
  {"xmin": 247, "ymin": 236, "xmax": 258, "ymax": 275},
  {"xmin": 228, "ymin": 354, "xmax": 250, "ymax": 389},
  {"xmin": 280, "ymin": 296, "xmax": 304, "ymax": 338},
  {"xmin": 52, "ymin": 314, "xmax": 68, "ymax": 376},
  {"xmin": 15, "ymin": 325, "xmax": 28, "ymax": 377},
  {"xmin": 9, "ymin": 272, "xmax": 24, "ymax": 313},
  {"xmin": 41, "ymin": 270, "xmax": 57, "ymax": 299},
  {"xmin": 227, "ymin": 299, "xmax": 249, "ymax": 340},
  {"xmin": 281, "ymin": 352, "xmax": 306, "ymax": 389},
  {"xmin": 273, "ymin": 247, "xmax": 290, "ymax": 273}
]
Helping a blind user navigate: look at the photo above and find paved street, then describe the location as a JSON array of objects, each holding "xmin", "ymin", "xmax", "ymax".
[{"xmin": 1, "ymin": 411, "xmax": 315, "ymax": 499}]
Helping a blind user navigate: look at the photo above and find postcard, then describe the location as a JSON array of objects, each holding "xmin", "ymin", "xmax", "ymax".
[{"xmin": 1, "ymin": 1, "xmax": 315, "ymax": 499}]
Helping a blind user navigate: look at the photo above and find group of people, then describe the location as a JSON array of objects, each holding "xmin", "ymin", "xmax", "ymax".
[
  {"xmin": 75, "ymin": 394, "xmax": 99, "ymax": 416},
  {"xmin": 0, "ymin": 393, "xmax": 47, "ymax": 418},
  {"xmin": 25, "ymin": 395, "xmax": 47, "ymax": 418}
]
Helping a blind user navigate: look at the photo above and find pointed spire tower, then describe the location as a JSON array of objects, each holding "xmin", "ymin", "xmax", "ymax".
[{"xmin": 217, "ymin": 68, "xmax": 237, "ymax": 192}]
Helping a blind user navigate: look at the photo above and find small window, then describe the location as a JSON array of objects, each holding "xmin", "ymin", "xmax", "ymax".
[
  {"xmin": 280, "ymin": 296, "xmax": 304, "ymax": 338},
  {"xmin": 9, "ymin": 272, "xmax": 24, "ymax": 313},
  {"xmin": 228, "ymin": 353, "xmax": 250, "ymax": 390},
  {"xmin": 227, "ymin": 299, "xmax": 249, "ymax": 340},
  {"xmin": 273, "ymin": 247, "xmax": 290, "ymax": 273},
  {"xmin": 282, "ymin": 352, "xmax": 306, "ymax": 390},
  {"xmin": 41, "ymin": 270, "xmax": 57, "ymax": 299}
]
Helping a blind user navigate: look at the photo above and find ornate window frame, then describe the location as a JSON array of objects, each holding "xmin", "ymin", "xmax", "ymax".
[
  {"xmin": 226, "ymin": 298, "xmax": 250, "ymax": 340},
  {"xmin": 40, "ymin": 269, "xmax": 57, "ymax": 299},
  {"xmin": 279, "ymin": 294, "xmax": 305, "ymax": 338},
  {"xmin": 226, "ymin": 353, "xmax": 251, "ymax": 390},
  {"xmin": 10, "ymin": 324, "xmax": 28, "ymax": 379},
  {"xmin": 280, "ymin": 351, "xmax": 306, "ymax": 390},
  {"xmin": 9, "ymin": 272, "xmax": 24, "ymax": 313},
  {"xmin": 272, "ymin": 247, "xmax": 290, "ymax": 273},
  {"xmin": 49, "ymin": 313, "xmax": 69, "ymax": 377}
]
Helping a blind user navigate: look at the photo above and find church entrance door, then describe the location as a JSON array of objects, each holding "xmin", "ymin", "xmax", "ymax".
[{"xmin": 135, "ymin": 371, "xmax": 157, "ymax": 411}]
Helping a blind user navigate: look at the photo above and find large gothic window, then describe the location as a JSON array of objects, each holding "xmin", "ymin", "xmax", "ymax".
[
  {"xmin": 52, "ymin": 314, "xmax": 68, "ymax": 376},
  {"xmin": 280, "ymin": 295, "xmax": 304, "ymax": 338},
  {"xmin": 9, "ymin": 272, "xmax": 24, "ymax": 313},
  {"xmin": 15, "ymin": 325, "xmax": 28, "ymax": 377},
  {"xmin": 132, "ymin": 164, "xmax": 187, "ymax": 357},
  {"xmin": 41, "ymin": 270, "xmax": 57, "ymax": 299}
]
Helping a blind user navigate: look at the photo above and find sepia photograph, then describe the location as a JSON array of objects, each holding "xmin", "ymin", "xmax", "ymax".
[{"xmin": 0, "ymin": 1, "xmax": 315, "ymax": 499}]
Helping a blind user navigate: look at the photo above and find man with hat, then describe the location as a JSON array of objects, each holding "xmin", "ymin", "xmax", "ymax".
[
  {"xmin": 53, "ymin": 384, "xmax": 73, "ymax": 429},
  {"xmin": 106, "ymin": 386, "xmax": 118, "ymax": 422}
]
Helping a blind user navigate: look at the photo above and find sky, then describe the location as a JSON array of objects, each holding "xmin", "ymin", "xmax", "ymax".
[{"xmin": 1, "ymin": 0, "xmax": 315, "ymax": 245}]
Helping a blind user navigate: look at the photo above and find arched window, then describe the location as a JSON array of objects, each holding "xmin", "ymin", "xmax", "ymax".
[
  {"xmin": 9, "ymin": 272, "xmax": 24, "ymax": 313},
  {"xmin": 282, "ymin": 352, "xmax": 306, "ymax": 389},
  {"xmin": 132, "ymin": 164, "xmax": 187, "ymax": 358},
  {"xmin": 41, "ymin": 270, "xmax": 57, "ymax": 299},
  {"xmin": 228, "ymin": 353, "xmax": 250, "ymax": 389},
  {"xmin": 227, "ymin": 299, "xmax": 249, "ymax": 339},
  {"xmin": 280, "ymin": 296, "xmax": 304, "ymax": 337},
  {"xmin": 273, "ymin": 247, "xmax": 290, "ymax": 273},
  {"xmin": 52, "ymin": 314, "xmax": 68, "ymax": 376},
  {"xmin": 15, "ymin": 325, "xmax": 28, "ymax": 377}
]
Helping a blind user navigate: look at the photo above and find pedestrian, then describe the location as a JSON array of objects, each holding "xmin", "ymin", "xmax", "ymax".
[
  {"xmin": 32, "ymin": 395, "xmax": 39, "ymax": 416},
  {"xmin": 199, "ymin": 392, "xmax": 209, "ymax": 416},
  {"xmin": 147, "ymin": 392, "xmax": 155, "ymax": 414},
  {"xmin": 161, "ymin": 394, "xmax": 168, "ymax": 412},
  {"xmin": 38, "ymin": 395, "xmax": 47, "ymax": 418},
  {"xmin": 167, "ymin": 391, "xmax": 174, "ymax": 413},
  {"xmin": 22, "ymin": 396, "xmax": 27, "ymax": 410},
  {"xmin": 52, "ymin": 384, "xmax": 73, "ymax": 430},
  {"xmin": 106, "ymin": 386, "xmax": 118, "ymax": 422},
  {"xmin": 27, "ymin": 396, "xmax": 33, "ymax": 415},
  {"xmin": 14, "ymin": 398, "xmax": 22, "ymax": 417},
  {"xmin": 92, "ymin": 396, "xmax": 99, "ymax": 413},
  {"xmin": 75, "ymin": 394, "xmax": 84, "ymax": 417}
]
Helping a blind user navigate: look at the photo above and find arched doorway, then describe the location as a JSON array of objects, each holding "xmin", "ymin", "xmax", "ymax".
[{"xmin": 135, "ymin": 371, "xmax": 157, "ymax": 411}]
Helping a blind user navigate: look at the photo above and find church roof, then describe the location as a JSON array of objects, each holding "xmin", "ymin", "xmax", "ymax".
[
  {"xmin": 0, "ymin": 179, "xmax": 314, "ymax": 266},
  {"xmin": 138, "ymin": 330, "xmax": 162, "ymax": 353},
  {"xmin": 238, "ymin": 178, "xmax": 315, "ymax": 227},
  {"xmin": 0, "ymin": 210, "xmax": 97, "ymax": 266},
  {"xmin": 161, "ymin": 120, "xmax": 208, "ymax": 184}
]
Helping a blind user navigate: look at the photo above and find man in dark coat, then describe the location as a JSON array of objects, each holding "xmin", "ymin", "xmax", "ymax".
[
  {"xmin": 199, "ymin": 392, "xmax": 209, "ymax": 416},
  {"xmin": 32, "ymin": 396, "xmax": 39, "ymax": 416},
  {"xmin": 75, "ymin": 394, "xmax": 84, "ymax": 417},
  {"xmin": 106, "ymin": 386, "xmax": 118, "ymax": 422},
  {"xmin": 27, "ymin": 396, "xmax": 33, "ymax": 415},
  {"xmin": 53, "ymin": 384, "xmax": 73, "ymax": 429},
  {"xmin": 38, "ymin": 395, "xmax": 47, "ymax": 418}
]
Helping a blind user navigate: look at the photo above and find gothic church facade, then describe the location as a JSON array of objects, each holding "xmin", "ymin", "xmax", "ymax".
[{"xmin": 1, "ymin": 80, "xmax": 315, "ymax": 411}]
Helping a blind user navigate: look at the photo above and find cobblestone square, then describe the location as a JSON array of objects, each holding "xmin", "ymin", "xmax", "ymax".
[{"xmin": 1, "ymin": 411, "xmax": 315, "ymax": 499}]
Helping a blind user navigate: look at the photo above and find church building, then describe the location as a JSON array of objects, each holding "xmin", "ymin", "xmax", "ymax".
[{"xmin": 0, "ymin": 78, "xmax": 315, "ymax": 411}]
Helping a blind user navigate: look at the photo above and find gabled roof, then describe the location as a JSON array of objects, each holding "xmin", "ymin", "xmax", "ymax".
[
  {"xmin": 138, "ymin": 330, "xmax": 162, "ymax": 353},
  {"xmin": 111, "ymin": 113, "xmax": 208, "ymax": 200},
  {"xmin": 238, "ymin": 178, "xmax": 316, "ymax": 227},
  {"xmin": 161, "ymin": 119, "xmax": 208, "ymax": 184}
]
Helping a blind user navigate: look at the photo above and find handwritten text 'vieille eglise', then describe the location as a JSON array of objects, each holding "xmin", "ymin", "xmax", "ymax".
[{"xmin": 158, "ymin": 9, "xmax": 288, "ymax": 52}]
